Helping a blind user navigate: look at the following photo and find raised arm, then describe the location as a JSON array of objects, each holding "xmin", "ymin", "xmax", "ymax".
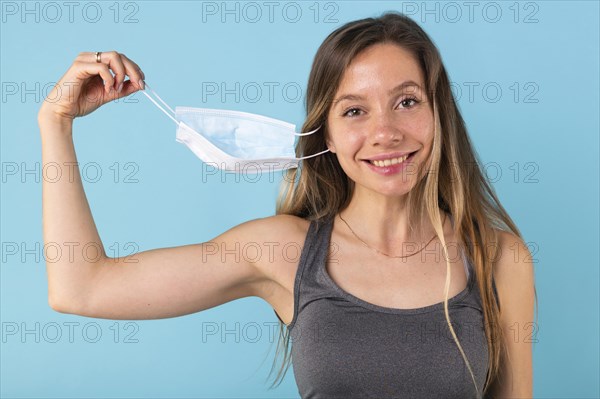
[
  {"xmin": 39, "ymin": 51, "xmax": 146, "ymax": 311},
  {"xmin": 38, "ymin": 51, "xmax": 282, "ymax": 320}
]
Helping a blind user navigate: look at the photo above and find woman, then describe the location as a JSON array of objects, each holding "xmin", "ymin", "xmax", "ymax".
[{"xmin": 38, "ymin": 12, "xmax": 536, "ymax": 399}]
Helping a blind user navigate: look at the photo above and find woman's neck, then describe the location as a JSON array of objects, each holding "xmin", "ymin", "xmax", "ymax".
[{"xmin": 338, "ymin": 188, "xmax": 447, "ymax": 253}]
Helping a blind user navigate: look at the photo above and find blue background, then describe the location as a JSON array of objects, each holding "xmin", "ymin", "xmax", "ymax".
[{"xmin": 1, "ymin": 1, "xmax": 599, "ymax": 398}]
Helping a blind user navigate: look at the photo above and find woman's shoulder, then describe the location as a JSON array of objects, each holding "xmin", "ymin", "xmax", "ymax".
[
  {"xmin": 489, "ymin": 228, "xmax": 529, "ymax": 257},
  {"xmin": 263, "ymin": 213, "xmax": 311, "ymax": 232},
  {"xmin": 492, "ymin": 228, "xmax": 532, "ymax": 268},
  {"xmin": 235, "ymin": 214, "xmax": 312, "ymax": 244},
  {"xmin": 234, "ymin": 215, "xmax": 313, "ymax": 299}
]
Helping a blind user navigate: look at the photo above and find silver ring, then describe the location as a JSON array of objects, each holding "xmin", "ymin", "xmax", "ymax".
[{"xmin": 95, "ymin": 52, "xmax": 102, "ymax": 63}]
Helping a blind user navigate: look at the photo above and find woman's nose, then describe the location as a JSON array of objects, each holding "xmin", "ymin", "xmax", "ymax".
[{"xmin": 366, "ymin": 112, "xmax": 403, "ymax": 147}]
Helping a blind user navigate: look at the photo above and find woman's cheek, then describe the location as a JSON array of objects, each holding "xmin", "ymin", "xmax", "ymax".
[
  {"xmin": 329, "ymin": 128, "xmax": 362, "ymax": 155},
  {"xmin": 340, "ymin": 127, "xmax": 365, "ymax": 148},
  {"xmin": 401, "ymin": 119, "xmax": 433, "ymax": 144}
]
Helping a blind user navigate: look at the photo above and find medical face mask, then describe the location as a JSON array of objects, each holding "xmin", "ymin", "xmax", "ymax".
[{"xmin": 140, "ymin": 83, "xmax": 329, "ymax": 172}]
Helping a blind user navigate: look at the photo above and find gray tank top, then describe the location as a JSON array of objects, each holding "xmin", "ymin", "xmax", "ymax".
[{"xmin": 276, "ymin": 216, "xmax": 497, "ymax": 398}]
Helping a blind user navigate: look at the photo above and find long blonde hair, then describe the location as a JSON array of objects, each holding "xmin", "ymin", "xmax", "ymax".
[{"xmin": 264, "ymin": 12, "xmax": 538, "ymax": 397}]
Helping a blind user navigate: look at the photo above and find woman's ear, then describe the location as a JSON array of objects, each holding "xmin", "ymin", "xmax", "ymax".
[
  {"xmin": 325, "ymin": 130, "xmax": 336, "ymax": 153},
  {"xmin": 324, "ymin": 121, "xmax": 336, "ymax": 153},
  {"xmin": 326, "ymin": 139, "xmax": 337, "ymax": 153}
]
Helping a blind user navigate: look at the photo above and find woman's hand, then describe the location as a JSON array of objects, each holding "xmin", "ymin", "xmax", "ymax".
[{"xmin": 38, "ymin": 51, "xmax": 145, "ymax": 124}]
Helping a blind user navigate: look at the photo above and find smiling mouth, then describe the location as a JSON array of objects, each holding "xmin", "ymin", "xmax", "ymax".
[{"xmin": 363, "ymin": 151, "xmax": 417, "ymax": 167}]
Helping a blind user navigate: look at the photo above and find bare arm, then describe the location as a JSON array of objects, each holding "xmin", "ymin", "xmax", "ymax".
[
  {"xmin": 39, "ymin": 51, "xmax": 279, "ymax": 320},
  {"xmin": 486, "ymin": 231, "xmax": 536, "ymax": 398},
  {"xmin": 39, "ymin": 117, "xmax": 104, "ymax": 309},
  {"xmin": 64, "ymin": 218, "xmax": 278, "ymax": 320},
  {"xmin": 39, "ymin": 51, "xmax": 145, "ymax": 308}
]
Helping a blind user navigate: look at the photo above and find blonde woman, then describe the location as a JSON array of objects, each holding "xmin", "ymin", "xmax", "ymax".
[{"xmin": 38, "ymin": 12, "xmax": 536, "ymax": 399}]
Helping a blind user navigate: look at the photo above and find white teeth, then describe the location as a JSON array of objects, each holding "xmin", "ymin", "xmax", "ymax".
[{"xmin": 370, "ymin": 154, "xmax": 409, "ymax": 167}]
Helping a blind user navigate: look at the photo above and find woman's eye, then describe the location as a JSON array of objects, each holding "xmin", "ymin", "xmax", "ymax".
[
  {"xmin": 343, "ymin": 108, "xmax": 362, "ymax": 117},
  {"xmin": 399, "ymin": 97, "xmax": 419, "ymax": 108}
]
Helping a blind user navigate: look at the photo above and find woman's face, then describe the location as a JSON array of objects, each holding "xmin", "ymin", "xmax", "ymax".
[{"xmin": 326, "ymin": 42, "xmax": 435, "ymax": 198}]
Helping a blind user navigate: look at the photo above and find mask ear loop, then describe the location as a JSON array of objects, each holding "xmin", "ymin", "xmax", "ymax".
[
  {"xmin": 290, "ymin": 125, "xmax": 331, "ymax": 159},
  {"xmin": 298, "ymin": 148, "xmax": 331, "ymax": 159},
  {"xmin": 293, "ymin": 125, "xmax": 322, "ymax": 136},
  {"xmin": 139, "ymin": 82, "xmax": 180, "ymax": 126}
]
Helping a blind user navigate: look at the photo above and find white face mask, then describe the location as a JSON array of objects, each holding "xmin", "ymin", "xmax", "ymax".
[{"xmin": 140, "ymin": 83, "xmax": 329, "ymax": 172}]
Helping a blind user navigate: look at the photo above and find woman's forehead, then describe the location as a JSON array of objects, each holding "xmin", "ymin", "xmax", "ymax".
[{"xmin": 336, "ymin": 44, "xmax": 425, "ymax": 96}]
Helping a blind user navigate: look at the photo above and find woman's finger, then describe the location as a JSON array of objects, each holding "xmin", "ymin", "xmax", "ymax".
[
  {"xmin": 111, "ymin": 79, "xmax": 140, "ymax": 101},
  {"xmin": 82, "ymin": 51, "xmax": 145, "ymax": 91},
  {"xmin": 118, "ymin": 53, "xmax": 145, "ymax": 89},
  {"xmin": 95, "ymin": 51, "xmax": 127, "ymax": 93},
  {"xmin": 71, "ymin": 60, "xmax": 115, "ymax": 94}
]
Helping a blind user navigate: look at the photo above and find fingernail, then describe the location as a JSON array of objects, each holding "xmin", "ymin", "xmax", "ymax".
[
  {"xmin": 117, "ymin": 82, "xmax": 123, "ymax": 93},
  {"xmin": 138, "ymin": 80, "xmax": 145, "ymax": 90}
]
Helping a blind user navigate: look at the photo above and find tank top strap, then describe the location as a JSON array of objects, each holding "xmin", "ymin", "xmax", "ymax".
[
  {"xmin": 448, "ymin": 212, "xmax": 501, "ymax": 312},
  {"xmin": 282, "ymin": 216, "xmax": 336, "ymax": 331},
  {"xmin": 298, "ymin": 216, "xmax": 335, "ymax": 275}
]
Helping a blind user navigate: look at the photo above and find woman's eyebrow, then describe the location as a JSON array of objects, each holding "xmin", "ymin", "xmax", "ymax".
[
  {"xmin": 332, "ymin": 80, "xmax": 423, "ymax": 105},
  {"xmin": 332, "ymin": 93, "xmax": 364, "ymax": 105},
  {"xmin": 389, "ymin": 80, "xmax": 422, "ymax": 95}
]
